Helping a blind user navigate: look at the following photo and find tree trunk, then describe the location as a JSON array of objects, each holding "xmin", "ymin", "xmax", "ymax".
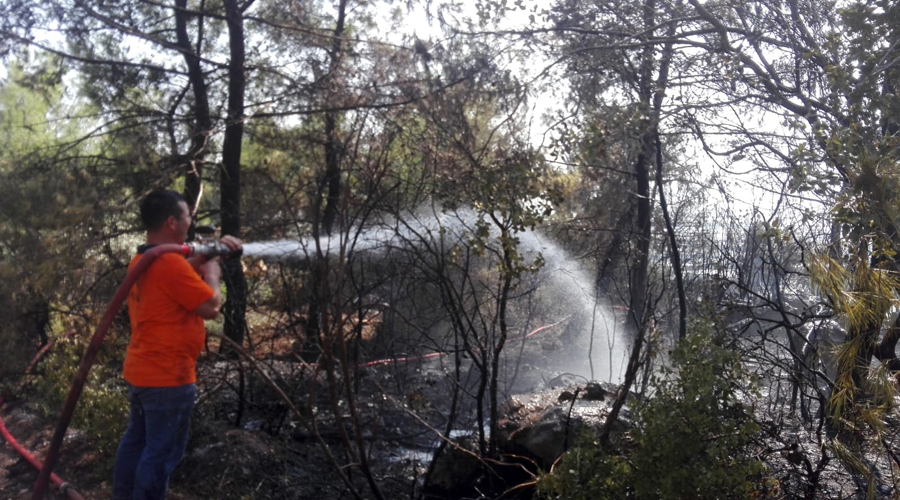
[
  {"xmin": 651, "ymin": 33, "xmax": 682, "ymax": 339},
  {"xmin": 221, "ymin": 0, "xmax": 246, "ymax": 353},
  {"xmin": 627, "ymin": 0, "xmax": 657, "ymax": 334},
  {"xmin": 305, "ymin": 0, "xmax": 349, "ymax": 357},
  {"xmin": 174, "ymin": 0, "xmax": 211, "ymax": 216},
  {"xmin": 601, "ymin": 0, "xmax": 660, "ymax": 443},
  {"xmin": 488, "ymin": 230, "xmax": 514, "ymax": 457},
  {"xmin": 655, "ymin": 132, "xmax": 686, "ymax": 340},
  {"xmin": 320, "ymin": 0, "xmax": 349, "ymax": 235}
]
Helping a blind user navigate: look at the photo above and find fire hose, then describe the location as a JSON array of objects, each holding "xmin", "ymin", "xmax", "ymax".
[
  {"xmin": 31, "ymin": 241, "xmax": 237, "ymax": 500},
  {"xmin": 0, "ymin": 331, "xmax": 85, "ymax": 499},
  {"xmin": 353, "ymin": 316, "xmax": 571, "ymax": 368},
  {"xmin": 0, "ymin": 398, "xmax": 86, "ymax": 500},
  {"xmin": 6, "ymin": 313, "xmax": 565, "ymax": 498}
]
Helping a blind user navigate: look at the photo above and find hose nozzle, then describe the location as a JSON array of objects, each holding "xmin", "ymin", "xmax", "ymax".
[
  {"xmin": 185, "ymin": 241, "xmax": 243, "ymax": 259},
  {"xmin": 187, "ymin": 226, "xmax": 242, "ymax": 258}
]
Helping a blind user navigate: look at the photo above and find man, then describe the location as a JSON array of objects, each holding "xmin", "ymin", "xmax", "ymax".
[{"xmin": 113, "ymin": 190, "xmax": 241, "ymax": 500}]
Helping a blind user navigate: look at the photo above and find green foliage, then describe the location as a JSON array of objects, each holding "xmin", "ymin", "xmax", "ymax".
[
  {"xmin": 538, "ymin": 325, "xmax": 764, "ymax": 500},
  {"xmin": 0, "ymin": 57, "xmax": 139, "ymax": 386},
  {"xmin": 537, "ymin": 437, "xmax": 635, "ymax": 500},
  {"xmin": 810, "ymin": 254, "xmax": 899, "ymax": 333},
  {"xmin": 34, "ymin": 325, "xmax": 128, "ymax": 463},
  {"xmin": 810, "ymin": 254, "xmax": 898, "ymax": 423},
  {"xmin": 0, "ymin": 61, "xmax": 64, "ymax": 156},
  {"xmin": 809, "ymin": 253, "xmax": 899, "ymax": 489}
]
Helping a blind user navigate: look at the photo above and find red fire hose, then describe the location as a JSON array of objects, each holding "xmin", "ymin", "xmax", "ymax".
[
  {"xmin": 31, "ymin": 244, "xmax": 191, "ymax": 500},
  {"xmin": 354, "ymin": 316, "xmax": 571, "ymax": 368},
  {"xmin": 0, "ymin": 398, "xmax": 86, "ymax": 500},
  {"xmin": 1, "ymin": 331, "xmax": 86, "ymax": 499}
]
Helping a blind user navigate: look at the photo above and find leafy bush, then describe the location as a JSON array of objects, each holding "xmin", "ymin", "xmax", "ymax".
[
  {"xmin": 538, "ymin": 324, "xmax": 764, "ymax": 500},
  {"xmin": 35, "ymin": 323, "xmax": 129, "ymax": 463}
]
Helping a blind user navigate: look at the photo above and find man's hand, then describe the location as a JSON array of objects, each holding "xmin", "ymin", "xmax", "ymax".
[
  {"xmin": 188, "ymin": 235, "xmax": 243, "ymax": 271},
  {"xmin": 219, "ymin": 235, "xmax": 243, "ymax": 254}
]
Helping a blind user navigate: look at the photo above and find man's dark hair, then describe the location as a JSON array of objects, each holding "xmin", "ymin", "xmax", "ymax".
[{"xmin": 140, "ymin": 190, "xmax": 187, "ymax": 231}]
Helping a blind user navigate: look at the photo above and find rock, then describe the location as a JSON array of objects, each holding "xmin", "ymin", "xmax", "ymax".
[
  {"xmin": 423, "ymin": 437, "xmax": 482, "ymax": 497},
  {"xmin": 583, "ymin": 382, "xmax": 608, "ymax": 401},
  {"xmin": 558, "ymin": 390, "xmax": 576, "ymax": 403},
  {"xmin": 500, "ymin": 405, "xmax": 575, "ymax": 468},
  {"xmin": 497, "ymin": 383, "xmax": 632, "ymax": 469}
]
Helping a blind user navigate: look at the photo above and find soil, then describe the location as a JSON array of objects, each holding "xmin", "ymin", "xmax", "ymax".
[
  {"xmin": 0, "ymin": 387, "xmax": 422, "ymax": 500},
  {"xmin": 0, "ymin": 304, "xmax": 619, "ymax": 500}
]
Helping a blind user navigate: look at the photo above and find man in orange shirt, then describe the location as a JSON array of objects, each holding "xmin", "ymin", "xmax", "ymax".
[{"xmin": 113, "ymin": 190, "xmax": 241, "ymax": 500}]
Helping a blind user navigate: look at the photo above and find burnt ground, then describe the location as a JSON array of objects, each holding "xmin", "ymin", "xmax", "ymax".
[
  {"xmin": 0, "ymin": 357, "xmax": 464, "ymax": 500},
  {"xmin": 0, "ymin": 396, "xmax": 421, "ymax": 500},
  {"xmin": 0, "ymin": 310, "xmax": 596, "ymax": 500},
  {"xmin": 0, "ymin": 365, "xmax": 443, "ymax": 500},
  {"xmin": 7, "ymin": 304, "xmax": 891, "ymax": 500}
]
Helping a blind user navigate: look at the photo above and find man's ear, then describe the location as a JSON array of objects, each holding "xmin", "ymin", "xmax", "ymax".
[{"xmin": 165, "ymin": 215, "xmax": 177, "ymax": 231}]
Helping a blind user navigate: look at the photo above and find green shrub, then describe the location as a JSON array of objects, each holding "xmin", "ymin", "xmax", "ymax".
[
  {"xmin": 538, "ymin": 324, "xmax": 764, "ymax": 500},
  {"xmin": 537, "ymin": 440, "xmax": 635, "ymax": 500},
  {"xmin": 35, "ymin": 324, "xmax": 129, "ymax": 463}
]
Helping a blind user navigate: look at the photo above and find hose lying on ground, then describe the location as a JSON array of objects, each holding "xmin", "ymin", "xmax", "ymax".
[
  {"xmin": 0, "ymin": 397, "xmax": 85, "ymax": 500},
  {"xmin": 1, "ymin": 335, "xmax": 89, "ymax": 500}
]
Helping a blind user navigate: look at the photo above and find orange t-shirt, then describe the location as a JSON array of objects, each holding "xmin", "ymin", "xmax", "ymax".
[{"xmin": 123, "ymin": 252, "xmax": 215, "ymax": 387}]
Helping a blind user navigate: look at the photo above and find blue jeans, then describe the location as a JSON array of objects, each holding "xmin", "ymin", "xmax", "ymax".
[{"xmin": 112, "ymin": 384, "xmax": 195, "ymax": 500}]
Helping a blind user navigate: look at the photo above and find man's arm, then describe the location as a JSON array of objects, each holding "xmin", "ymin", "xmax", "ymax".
[
  {"xmin": 192, "ymin": 235, "xmax": 241, "ymax": 320},
  {"xmin": 193, "ymin": 258, "xmax": 222, "ymax": 320},
  {"xmin": 187, "ymin": 255, "xmax": 206, "ymax": 271}
]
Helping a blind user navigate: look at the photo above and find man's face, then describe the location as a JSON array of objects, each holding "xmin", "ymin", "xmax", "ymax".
[{"xmin": 170, "ymin": 201, "xmax": 192, "ymax": 244}]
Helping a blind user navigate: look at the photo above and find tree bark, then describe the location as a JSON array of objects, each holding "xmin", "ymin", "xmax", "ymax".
[
  {"xmin": 488, "ymin": 229, "xmax": 514, "ymax": 457},
  {"xmin": 320, "ymin": 0, "xmax": 349, "ymax": 235},
  {"xmin": 655, "ymin": 132, "xmax": 686, "ymax": 340},
  {"xmin": 221, "ymin": 0, "xmax": 247, "ymax": 352},
  {"xmin": 305, "ymin": 0, "xmax": 349, "ymax": 358},
  {"xmin": 627, "ymin": 0, "xmax": 658, "ymax": 334},
  {"xmin": 651, "ymin": 33, "xmax": 683, "ymax": 340},
  {"xmin": 601, "ymin": 0, "xmax": 660, "ymax": 443},
  {"xmin": 174, "ymin": 0, "xmax": 211, "ymax": 216}
]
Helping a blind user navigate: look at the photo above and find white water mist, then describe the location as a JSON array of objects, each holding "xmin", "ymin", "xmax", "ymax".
[{"xmin": 241, "ymin": 208, "xmax": 627, "ymax": 383}]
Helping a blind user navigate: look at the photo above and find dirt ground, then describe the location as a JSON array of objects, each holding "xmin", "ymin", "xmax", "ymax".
[
  {"xmin": 0, "ymin": 309, "xmax": 594, "ymax": 500},
  {"xmin": 0, "ymin": 399, "xmax": 120, "ymax": 500},
  {"xmin": 1, "ymin": 394, "xmax": 425, "ymax": 500},
  {"xmin": 0, "ymin": 360, "xmax": 486, "ymax": 500}
]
